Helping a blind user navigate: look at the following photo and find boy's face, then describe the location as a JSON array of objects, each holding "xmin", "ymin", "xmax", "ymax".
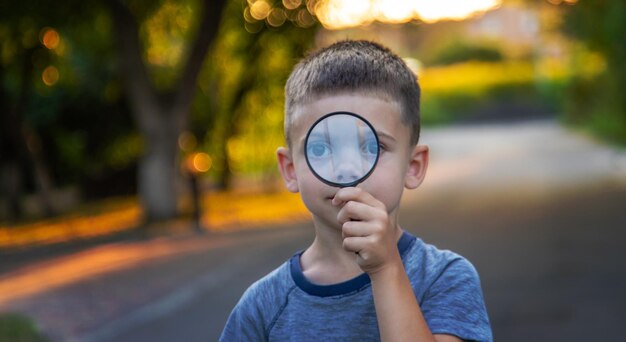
[{"xmin": 277, "ymin": 92, "xmax": 428, "ymax": 229}]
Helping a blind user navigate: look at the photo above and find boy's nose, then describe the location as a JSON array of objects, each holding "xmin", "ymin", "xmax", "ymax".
[{"xmin": 334, "ymin": 162, "xmax": 359, "ymax": 183}]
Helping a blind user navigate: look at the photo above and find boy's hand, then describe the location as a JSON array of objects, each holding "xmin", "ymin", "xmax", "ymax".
[{"xmin": 332, "ymin": 187, "xmax": 401, "ymax": 276}]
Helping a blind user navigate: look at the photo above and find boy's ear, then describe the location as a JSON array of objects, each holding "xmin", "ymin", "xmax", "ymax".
[
  {"xmin": 404, "ymin": 144, "xmax": 429, "ymax": 189},
  {"xmin": 276, "ymin": 147, "xmax": 299, "ymax": 193}
]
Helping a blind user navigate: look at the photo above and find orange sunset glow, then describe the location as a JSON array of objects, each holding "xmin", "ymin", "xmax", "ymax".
[{"xmin": 313, "ymin": 0, "xmax": 502, "ymax": 29}]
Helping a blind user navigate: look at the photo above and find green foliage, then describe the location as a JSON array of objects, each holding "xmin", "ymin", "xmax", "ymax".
[
  {"xmin": 419, "ymin": 59, "xmax": 566, "ymax": 125},
  {"xmin": 430, "ymin": 40, "xmax": 503, "ymax": 66},
  {"xmin": 422, "ymin": 81, "xmax": 563, "ymax": 125},
  {"xmin": 1, "ymin": 0, "xmax": 317, "ymax": 198},
  {"xmin": 564, "ymin": 72, "xmax": 626, "ymax": 146},
  {"xmin": 560, "ymin": 0, "xmax": 626, "ymax": 146},
  {"xmin": 140, "ymin": 0, "xmax": 201, "ymax": 90},
  {"xmin": 0, "ymin": 0, "xmax": 138, "ymax": 189},
  {"xmin": 193, "ymin": 0, "xmax": 318, "ymax": 187},
  {"xmin": 0, "ymin": 313, "xmax": 48, "ymax": 342}
]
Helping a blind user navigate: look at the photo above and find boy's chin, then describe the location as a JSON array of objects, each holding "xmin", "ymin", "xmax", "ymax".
[{"xmin": 312, "ymin": 212, "xmax": 342, "ymax": 229}]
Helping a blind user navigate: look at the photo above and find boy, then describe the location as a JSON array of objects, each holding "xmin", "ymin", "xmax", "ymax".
[{"xmin": 220, "ymin": 40, "xmax": 492, "ymax": 341}]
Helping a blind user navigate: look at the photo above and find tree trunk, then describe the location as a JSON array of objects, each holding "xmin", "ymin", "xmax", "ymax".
[
  {"xmin": 138, "ymin": 107, "xmax": 180, "ymax": 221},
  {"xmin": 109, "ymin": 0, "xmax": 226, "ymax": 223},
  {"xmin": 24, "ymin": 125, "xmax": 56, "ymax": 217},
  {"xmin": 1, "ymin": 162, "xmax": 23, "ymax": 220},
  {"xmin": 217, "ymin": 135, "xmax": 232, "ymax": 190}
]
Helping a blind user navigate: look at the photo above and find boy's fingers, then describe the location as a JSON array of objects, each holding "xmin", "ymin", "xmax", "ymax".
[
  {"xmin": 332, "ymin": 187, "xmax": 380, "ymax": 208},
  {"xmin": 337, "ymin": 200, "xmax": 384, "ymax": 225},
  {"xmin": 342, "ymin": 221, "xmax": 375, "ymax": 238},
  {"xmin": 343, "ymin": 236, "xmax": 380, "ymax": 264},
  {"xmin": 342, "ymin": 236, "xmax": 363, "ymax": 254},
  {"xmin": 334, "ymin": 188, "xmax": 387, "ymax": 225}
]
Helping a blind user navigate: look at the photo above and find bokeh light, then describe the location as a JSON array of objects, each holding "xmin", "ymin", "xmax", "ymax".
[
  {"xmin": 178, "ymin": 131, "xmax": 198, "ymax": 152},
  {"xmin": 42, "ymin": 66, "xmax": 59, "ymax": 86},
  {"xmin": 413, "ymin": 0, "xmax": 501, "ymax": 23},
  {"xmin": 316, "ymin": 0, "xmax": 502, "ymax": 29},
  {"xmin": 40, "ymin": 28, "xmax": 61, "ymax": 50},
  {"xmin": 250, "ymin": 0, "xmax": 272, "ymax": 20},
  {"xmin": 316, "ymin": 0, "xmax": 372, "ymax": 28},
  {"xmin": 283, "ymin": 0, "xmax": 302, "ymax": 10},
  {"xmin": 245, "ymin": 0, "xmax": 316, "ymax": 29},
  {"xmin": 296, "ymin": 8, "xmax": 316, "ymax": 27},
  {"xmin": 267, "ymin": 8, "xmax": 288, "ymax": 27},
  {"xmin": 547, "ymin": 0, "xmax": 578, "ymax": 5},
  {"xmin": 242, "ymin": 0, "xmax": 505, "ymax": 30},
  {"xmin": 373, "ymin": 0, "xmax": 417, "ymax": 24},
  {"xmin": 192, "ymin": 153, "xmax": 212, "ymax": 173}
]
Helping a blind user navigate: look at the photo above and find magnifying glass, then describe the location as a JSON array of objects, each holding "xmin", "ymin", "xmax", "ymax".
[{"xmin": 304, "ymin": 111, "xmax": 380, "ymax": 187}]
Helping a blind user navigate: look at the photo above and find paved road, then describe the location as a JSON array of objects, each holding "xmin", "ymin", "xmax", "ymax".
[{"xmin": 1, "ymin": 119, "xmax": 625, "ymax": 341}]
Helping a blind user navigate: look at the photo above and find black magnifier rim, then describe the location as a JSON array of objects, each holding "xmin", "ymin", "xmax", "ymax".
[{"xmin": 304, "ymin": 111, "xmax": 380, "ymax": 188}]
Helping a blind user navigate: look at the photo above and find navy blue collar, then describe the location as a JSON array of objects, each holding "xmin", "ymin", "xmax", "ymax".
[{"xmin": 290, "ymin": 231, "xmax": 415, "ymax": 297}]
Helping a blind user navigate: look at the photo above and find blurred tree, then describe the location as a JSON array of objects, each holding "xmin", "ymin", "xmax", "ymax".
[
  {"xmin": 560, "ymin": 0, "xmax": 626, "ymax": 145},
  {"xmin": 105, "ymin": 0, "xmax": 227, "ymax": 222},
  {"xmin": 1, "ymin": 0, "xmax": 318, "ymax": 223},
  {"xmin": 202, "ymin": 0, "xmax": 318, "ymax": 189},
  {"xmin": 0, "ymin": 1, "xmax": 138, "ymax": 221},
  {"xmin": 0, "ymin": 1, "xmax": 72, "ymax": 219}
]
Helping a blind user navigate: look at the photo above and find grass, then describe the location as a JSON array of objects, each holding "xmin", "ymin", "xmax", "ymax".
[{"xmin": 0, "ymin": 313, "xmax": 48, "ymax": 342}]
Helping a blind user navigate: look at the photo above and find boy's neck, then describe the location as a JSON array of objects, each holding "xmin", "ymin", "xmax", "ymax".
[{"xmin": 300, "ymin": 219, "xmax": 404, "ymax": 285}]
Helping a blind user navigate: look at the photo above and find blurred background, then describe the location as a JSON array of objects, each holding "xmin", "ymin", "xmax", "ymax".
[{"xmin": 0, "ymin": 0, "xmax": 625, "ymax": 341}]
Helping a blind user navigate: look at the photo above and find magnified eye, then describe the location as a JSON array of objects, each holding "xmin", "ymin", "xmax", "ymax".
[
  {"xmin": 307, "ymin": 142, "xmax": 331, "ymax": 158},
  {"xmin": 361, "ymin": 138, "xmax": 378, "ymax": 156}
]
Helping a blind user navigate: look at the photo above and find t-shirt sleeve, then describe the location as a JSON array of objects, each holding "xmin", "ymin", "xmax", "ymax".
[
  {"xmin": 420, "ymin": 257, "xmax": 492, "ymax": 342},
  {"xmin": 219, "ymin": 284, "xmax": 268, "ymax": 341}
]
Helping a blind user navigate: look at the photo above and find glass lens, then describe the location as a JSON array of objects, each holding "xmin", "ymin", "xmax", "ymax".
[{"xmin": 304, "ymin": 112, "xmax": 379, "ymax": 187}]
